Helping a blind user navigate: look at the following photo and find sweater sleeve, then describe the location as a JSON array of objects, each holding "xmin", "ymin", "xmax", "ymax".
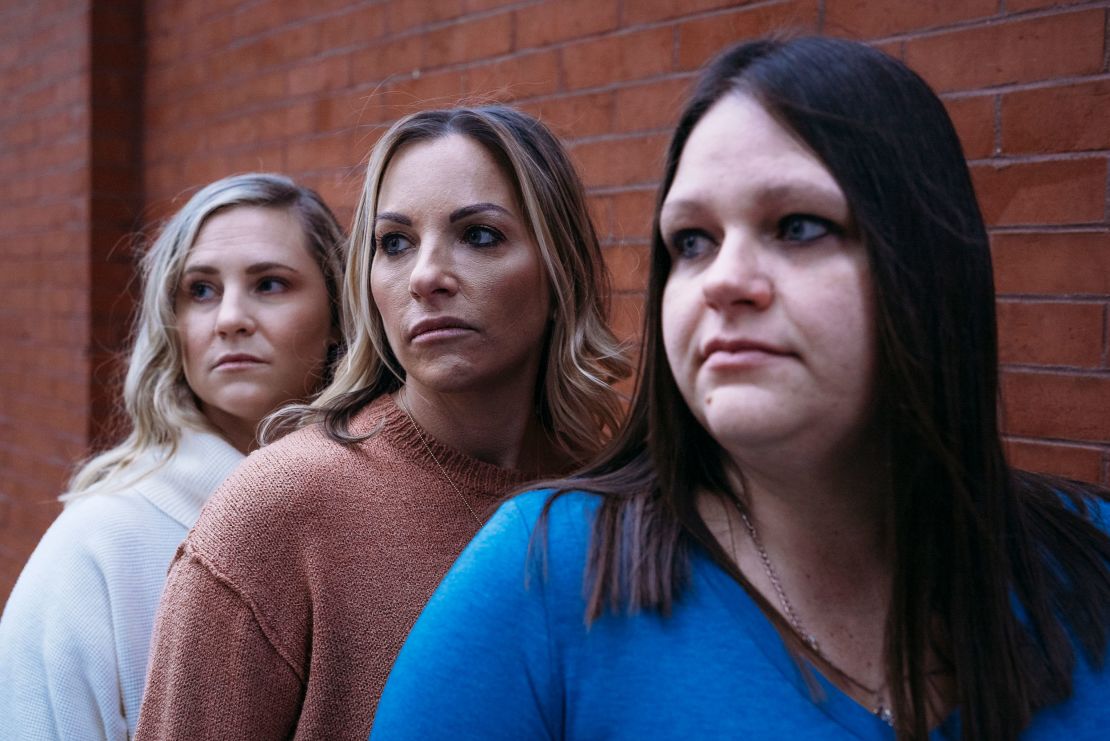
[
  {"xmin": 135, "ymin": 547, "xmax": 302, "ymax": 740},
  {"xmin": 371, "ymin": 497, "xmax": 562, "ymax": 741},
  {"xmin": 0, "ymin": 514, "xmax": 128, "ymax": 741}
]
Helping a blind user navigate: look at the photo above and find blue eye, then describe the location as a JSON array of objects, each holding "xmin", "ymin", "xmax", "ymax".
[
  {"xmin": 187, "ymin": 282, "xmax": 216, "ymax": 301},
  {"xmin": 377, "ymin": 233, "xmax": 412, "ymax": 256},
  {"xmin": 669, "ymin": 229, "xmax": 714, "ymax": 260},
  {"xmin": 779, "ymin": 215, "xmax": 837, "ymax": 243},
  {"xmin": 257, "ymin": 277, "xmax": 288, "ymax": 294},
  {"xmin": 463, "ymin": 225, "xmax": 504, "ymax": 248}
]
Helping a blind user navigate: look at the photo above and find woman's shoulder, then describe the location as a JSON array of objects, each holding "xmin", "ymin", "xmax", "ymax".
[
  {"xmin": 460, "ymin": 488, "xmax": 603, "ymax": 594},
  {"xmin": 498, "ymin": 488, "xmax": 602, "ymax": 539},
  {"xmin": 1084, "ymin": 493, "xmax": 1110, "ymax": 532},
  {"xmin": 1, "ymin": 489, "xmax": 184, "ymax": 640},
  {"xmin": 222, "ymin": 398, "xmax": 397, "ymax": 498},
  {"xmin": 199, "ymin": 423, "xmax": 351, "ymax": 521},
  {"xmin": 18, "ymin": 492, "xmax": 157, "ymax": 576},
  {"xmin": 181, "ymin": 406, "xmax": 395, "ymax": 575}
]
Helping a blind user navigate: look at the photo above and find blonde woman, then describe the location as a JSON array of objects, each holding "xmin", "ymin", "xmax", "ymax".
[
  {"xmin": 136, "ymin": 106, "xmax": 630, "ymax": 740},
  {"xmin": 0, "ymin": 173, "xmax": 345, "ymax": 740}
]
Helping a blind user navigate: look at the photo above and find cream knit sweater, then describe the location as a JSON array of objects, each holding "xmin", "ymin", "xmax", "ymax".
[{"xmin": 0, "ymin": 429, "xmax": 243, "ymax": 740}]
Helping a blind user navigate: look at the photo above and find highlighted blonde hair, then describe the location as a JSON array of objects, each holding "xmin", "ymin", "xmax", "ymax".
[
  {"xmin": 267, "ymin": 106, "xmax": 629, "ymax": 463},
  {"xmin": 64, "ymin": 173, "xmax": 345, "ymax": 501}
]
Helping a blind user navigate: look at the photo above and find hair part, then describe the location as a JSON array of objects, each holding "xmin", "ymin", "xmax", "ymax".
[
  {"xmin": 269, "ymin": 105, "xmax": 630, "ymax": 464},
  {"xmin": 542, "ymin": 36, "xmax": 1110, "ymax": 740},
  {"xmin": 65, "ymin": 173, "xmax": 345, "ymax": 501}
]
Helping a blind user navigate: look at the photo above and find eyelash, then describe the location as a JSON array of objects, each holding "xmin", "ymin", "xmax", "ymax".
[
  {"xmin": 666, "ymin": 214, "xmax": 842, "ymax": 260},
  {"xmin": 668, "ymin": 229, "xmax": 713, "ymax": 260},
  {"xmin": 374, "ymin": 224, "xmax": 507, "ymax": 256},
  {"xmin": 777, "ymin": 214, "xmax": 841, "ymax": 243},
  {"xmin": 187, "ymin": 281, "xmax": 216, "ymax": 301},
  {"xmin": 375, "ymin": 233, "xmax": 411, "ymax": 257},
  {"xmin": 183, "ymin": 277, "xmax": 288, "ymax": 301},
  {"xmin": 462, "ymin": 224, "xmax": 505, "ymax": 248}
]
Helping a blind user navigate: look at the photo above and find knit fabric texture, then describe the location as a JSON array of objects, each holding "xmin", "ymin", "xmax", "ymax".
[
  {"xmin": 0, "ymin": 429, "xmax": 244, "ymax": 741},
  {"xmin": 135, "ymin": 394, "xmax": 534, "ymax": 740}
]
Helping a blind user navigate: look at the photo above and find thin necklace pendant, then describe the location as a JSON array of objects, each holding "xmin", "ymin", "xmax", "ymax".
[
  {"xmin": 397, "ymin": 395, "xmax": 483, "ymax": 528},
  {"xmin": 735, "ymin": 505, "xmax": 894, "ymax": 728}
]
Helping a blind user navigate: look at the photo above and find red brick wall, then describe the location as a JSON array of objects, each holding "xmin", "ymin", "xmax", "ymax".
[
  {"xmin": 0, "ymin": 0, "xmax": 143, "ymax": 602},
  {"xmin": 2, "ymin": 0, "xmax": 1108, "ymax": 602},
  {"xmin": 0, "ymin": 0, "xmax": 93, "ymax": 600}
]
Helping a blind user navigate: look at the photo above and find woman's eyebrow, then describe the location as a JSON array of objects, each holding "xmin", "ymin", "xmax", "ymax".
[
  {"xmin": 182, "ymin": 262, "xmax": 300, "ymax": 275},
  {"xmin": 182, "ymin": 264, "xmax": 218, "ymax": 275},
  {"xmin": 245, "ymin": 262, "xmax": 298, "ymax": 275},
  {"xmin": 449, "ymin": 202, "xmax": 511, "ymax": 223},
  {"xmin": 758, "ymin": 181, "xmax": 844, "ymax": 208},
  {"xmin": 374, "ymin": 211, "xmax": 412, "ymax": 227}
]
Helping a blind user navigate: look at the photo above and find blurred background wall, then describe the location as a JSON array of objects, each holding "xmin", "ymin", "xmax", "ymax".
[{"xmin": 2, "ymin": 0, "xmax": 1108, "ymax": 603}]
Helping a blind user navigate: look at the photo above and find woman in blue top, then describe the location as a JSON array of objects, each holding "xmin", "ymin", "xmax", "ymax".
[{"xmin": 372, "ymin": 37, "xmax": 1110, "ymax": 740}]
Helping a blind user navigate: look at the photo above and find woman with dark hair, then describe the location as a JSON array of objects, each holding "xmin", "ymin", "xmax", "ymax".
[
  {"xmin": 135, "ymin": 106, "xmax": 629, "ymax": 740},
  {"xmin": 371, "ymin": 38, "xmax": 1110, "ymax": 739},
  {"xmin": 0, "ymin": 173, "xmax": 344, "ymax": 740}
]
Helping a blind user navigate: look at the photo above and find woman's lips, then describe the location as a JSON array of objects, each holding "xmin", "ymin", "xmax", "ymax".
[
  {"xmin": 408, "ymin": 317, "xmax": 476, "ymax": 343},
  {"xmin": 700, "ymin": 337, "xmax": 791, "ymax": 369},
  {"xmin": 212, "ymin": 353, "xmax": 267, "ymax": 371}
]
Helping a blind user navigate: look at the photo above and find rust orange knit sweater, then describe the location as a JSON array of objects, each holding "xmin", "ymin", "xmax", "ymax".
[{"xmin": 136, "ymin": 395, "xmax": 534, "ymax": 740}]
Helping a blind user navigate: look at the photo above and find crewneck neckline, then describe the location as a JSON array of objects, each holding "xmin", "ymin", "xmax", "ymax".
[{"xmin": 351, "ymin": 394, "xmax": 537, "ymax": 500}]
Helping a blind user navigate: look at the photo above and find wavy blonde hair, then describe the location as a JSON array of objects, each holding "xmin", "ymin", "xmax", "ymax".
[
  {"xmin": 64, "ymin": 173, "xmax": 345, "ymax": 501},
  {"xmin": 267, "ymin": 106, "xmax": 630, "ymax": 463}
]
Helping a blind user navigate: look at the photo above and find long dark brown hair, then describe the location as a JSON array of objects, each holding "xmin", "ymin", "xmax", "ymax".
[{"xmin": 540, "ymin": 36, "xmax": 1110, "ymax": 739}]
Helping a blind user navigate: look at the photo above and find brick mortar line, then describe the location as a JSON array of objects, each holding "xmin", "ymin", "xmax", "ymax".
[
  {"xmin": 171, "ymin": 1, "xmax": 536, "ymax": 62},
  {"xmin": 939, "ymin": 70, "xmax": 1110, "ymax": 99},
  {"xmin": 0, "ymin": 106, "xmax": 89, "ymax": 129},
  {"xmin": 1104, "ymin": 150, "xmax": 1110, "ymax": 221},
  {"xmin": 989, "ymin": 224, "xmax": 1110, "ymax": 234},
  {"xmin": 145, "ymin": 0, "xmax": 791, "ymax": 81},
  {"xmin": 1003, "ymin": 433, "xmax": 1110, "ymax": 450},
  {"xmin": 0, "ymin": 192, "xmax": 98, "ymax": 210},
  {"xmin": 997, "ymin": 296, "xmax": 1110, "ymax": 304},
  {"xmin": 0, "ymin": 44, "xmax": 90, "ymax": 80},
  {"xmin": 139, "ymin": 55, "xmax": 1103, "ymax": 130},
  {"xmin": 1101, "ymin": 302, "xmax": 1110, "ymax": 368},
  {"xmin": 865, "ymin": 0, "xmax": 1110, "ymax": 46},
  {"xmin": 968, "ymin": 151, "xmax": 1110, "ymax": 165},
  {"xmin": 0, "ymin": 85, "xmax": 88, "ymax": 118},
  {"xmin": 992, "ymin": 93, "xmax": 1002, "ymax": 156},
  {"xmin": 0, "ymin": 5, "xmax": 86, "ymax": 45},
  {"xmin": 1096, "ymin": 301, "xmax": 1105, "ymax": 368},
  {"xmin": 566, "ymin": 129, "xmax": 672, "ymax": 146},
  {"xmin": 1104, "ymin": 6, "xmax": 1110, "ymax": 72},
  {"xmin": 1000, "ymin": 364, "xmax": 1110, "ymax": 376},
  {"xmin": 144, "ymin": 69, "xmax": 700, "ymax": 132}
]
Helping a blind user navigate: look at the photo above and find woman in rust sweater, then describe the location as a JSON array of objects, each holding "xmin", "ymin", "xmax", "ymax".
[{"xmin": 135, "ymin": 106, "xmax": 630, "ymax": 740}]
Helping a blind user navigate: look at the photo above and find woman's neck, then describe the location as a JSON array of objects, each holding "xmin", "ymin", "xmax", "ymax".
[
  {"xmin": 394, "ymin": 384, "xmax": 565, "ymax": 473},
  {"xmin": 721, "ymin": 428, "xmax": 891, "ymax": 567},
  {"xmin": 699, "ymin": 443, "xmax": 898, "ymax": 718},
  {"xmin": 200, "ymin": 404, "xmax": 258, "ymax": 455}
]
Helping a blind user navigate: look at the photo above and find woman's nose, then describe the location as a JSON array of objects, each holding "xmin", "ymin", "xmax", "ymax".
[
  {"xmin": 214, "ymin": 288, "xmax": 257, "ymax": 336},
  {"xmin": 701, "ymin": 234, "xmax": 773, "ymax": 311},
  {"xmin": 408, "ymin": 240, "xmax": 459, "ymax": 300}
]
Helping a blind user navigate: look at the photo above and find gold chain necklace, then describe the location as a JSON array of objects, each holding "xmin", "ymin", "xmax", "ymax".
[
  {"xmin": 729, "ymin": 505, "xmax": 895, "ymax": 727},
  {"xmin": 398, "ymin": 397, "xmax": 483, "ymax": 528}
]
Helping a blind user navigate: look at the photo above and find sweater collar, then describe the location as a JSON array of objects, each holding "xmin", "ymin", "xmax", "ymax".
[
  {"xmin": 351, "ymin": 394, "xmax": 537, "ymax": 500},
  {"xmin": 135, "ymin": 427, "xmax": 244, "ymax": 529}
]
